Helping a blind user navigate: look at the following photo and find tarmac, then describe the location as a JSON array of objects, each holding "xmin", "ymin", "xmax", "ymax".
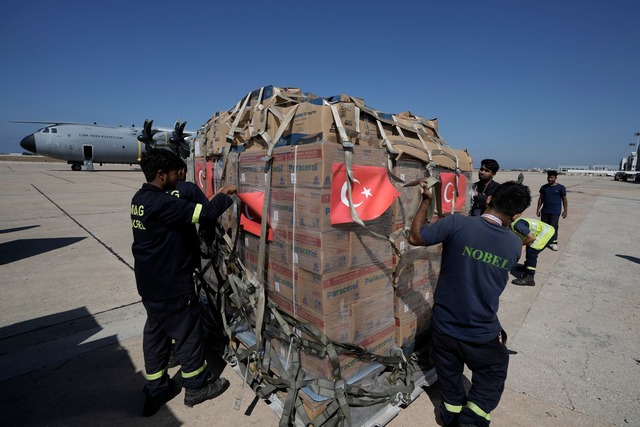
[{"xmin": 0, "ymin": 161, "xmax": 638, "ymax": 427}]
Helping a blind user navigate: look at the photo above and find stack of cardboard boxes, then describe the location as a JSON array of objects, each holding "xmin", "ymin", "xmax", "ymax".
[{"xmin": 195, "ymin": 86, "xmax": 472, "ymax": 380}]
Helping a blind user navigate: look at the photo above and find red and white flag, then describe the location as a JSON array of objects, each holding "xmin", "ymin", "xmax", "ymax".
[
  {"xmin": 440, "ymin": 172, "xmax": 467, "ymax": 213},
  {"xmin": 237, "ymin": 192, "xmax": 273, "ymax": 241},
  {"xmin": 330, "ymin": 164, "xmax": 400, "ymax": 224},
  {"xmin": 195, "ymin": 160, "xmax": 215, "ymax": 199}
]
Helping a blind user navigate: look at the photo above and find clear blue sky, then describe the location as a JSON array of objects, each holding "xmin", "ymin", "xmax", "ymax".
[{"xmin": 2, "ymin": 1, "xmax": 638, "ymax": 169}]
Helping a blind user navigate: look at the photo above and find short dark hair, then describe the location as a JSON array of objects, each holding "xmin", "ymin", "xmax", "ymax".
[
  {"xmin": 139, "ymin": 148, "xmax": 180, "ymax": 182},
  {"xmin": 489, "ymin": 181, "xmax": 531, "ymax": 216},
  {"xmin": 481, "ymin": 159, "xmax": 500, "ymax": 173},
  {"xmin": 546, "ymin": 170, "xmax": 558, "ymax": 177}
]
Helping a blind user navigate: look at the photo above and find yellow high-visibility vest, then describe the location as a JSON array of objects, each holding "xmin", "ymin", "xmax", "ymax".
[{"xmin": 511, "ymin": 218, "xmax": 555, "ymax": 250}]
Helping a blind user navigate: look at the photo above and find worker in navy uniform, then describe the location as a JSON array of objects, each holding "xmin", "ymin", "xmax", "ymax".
[
  {"xmin": 470, "ymin": 159, "xmax": 500, "ymax": 216},
  {"xmin": 165, "ymin": 158, "xmax": 210, "ymax": 369},
  {"xmin": 536, "ymin": 170, "xmax": 568, "ymax": 251},
  {"xmin": 169, "ymin": 158, "xmax": 210, "ymax": 273},
  {"xmin": 131, "ymin": 148, "xmax": 237, "ymax": 416},
  {"xmin": 409, "ymin": 180, "xmax": 531, "ymax": 427},
  {"xmin": 510, "ymin": 217, "xmax": 555, "ymax": 286}
]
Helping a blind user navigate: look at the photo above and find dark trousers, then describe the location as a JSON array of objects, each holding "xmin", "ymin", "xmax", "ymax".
[
  {"xmin": 523, "ymin": 246, "xmax": 542, "ymax": 275},
  {"xmin": 142, "ymin": 293, "xmax": 208, "ymax": 398},
  {"xmin": 541, "ymin": 213, "xmax": 560, "ymax": 244},
  {"xmin": 431, "ymin": 327, "xmax": 509, "ymax": 427}
]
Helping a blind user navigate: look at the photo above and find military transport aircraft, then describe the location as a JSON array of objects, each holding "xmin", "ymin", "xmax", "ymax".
[{"xmin": 15, "ymin": 119, "xmax": 193, "ymax": 171}]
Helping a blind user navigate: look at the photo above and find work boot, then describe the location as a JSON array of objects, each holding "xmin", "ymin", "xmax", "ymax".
[
  {"xmin": 512, "ymin": 275, "xmax": 535, "ymax": 286},
  {"xmin": 549, "ymin": 243, "xmax": 558, "ymax": 251},
  {"xmin": 143, "ymin": 378, "xmax": 181, "ymax": 417},
  {"xmin": 184, "ymin": 376, "xmax": 230, "ymax": 407}
]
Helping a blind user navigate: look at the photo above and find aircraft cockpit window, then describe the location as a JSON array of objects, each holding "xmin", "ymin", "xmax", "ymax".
[
  {"xmin": 42, "ymin": 128, "xmax": 50, "ymax": 133},
  {"xmin": 51, "ymin": 128, "xmax": 58, "ymax": 133}
]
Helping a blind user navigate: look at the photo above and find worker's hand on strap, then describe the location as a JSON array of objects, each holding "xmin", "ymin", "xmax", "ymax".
[
  {"xmin": 219, "ymin": 184, "xmax": 237, "ymax": 196},
  {"xmin": 419, "ymin": 178, "xmax": 434, "ymax": 200}
]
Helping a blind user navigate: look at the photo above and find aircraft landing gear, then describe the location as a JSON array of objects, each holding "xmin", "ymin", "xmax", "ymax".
[{"xmin": 71, "ymin": 164, "xmax": 82, "ymax": 171}]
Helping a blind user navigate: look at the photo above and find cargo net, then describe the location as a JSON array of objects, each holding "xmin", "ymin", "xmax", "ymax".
[{"xmin": 193, "ymin": 86, "xmax": 473, "ymax": 426}]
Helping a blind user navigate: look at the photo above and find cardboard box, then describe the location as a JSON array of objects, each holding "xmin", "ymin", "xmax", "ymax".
[
  {"xmin": 225, "ymin": 152, "xmax": 240, "ymax": 186},
  {"xmin": 395, "ymin": 295, "xmax": 433, "ymax": 348},
  {"xmin": 295, "ymin": 265, "xmax": 393, "ymax": 317},
  {"xmin": 394, "ymin": 246, "xmax": 439, "ymax": 292},
  {"xmin": 288, "ymin": 100, "xmax": 359, "ymax": 145},
  {"xmin": 395, "ymin": 315, "xmax": 418, "ymax": 347},
  {"xmin": 289, "ymin": 143, "xmax": 388, "ymax": 189},
  {"xmin": 267, "ymin": 259, "xmax": 297, "ymax": 303},
  {"xmin": 239, "ymin": 245, "xmax": 262, "ymax": 284},
  {"xmin": 347, "ymin": 214, "xmax": 395, "ymax": 269},
  {"xmin": 352, "ymin": 288, "xmax": 395, "ymax": 341},
  {"xmin": 292, "ymin": 228, "xmax": 350, "ymax": 274},
  {"xmin": 393, "ymin": 282, "xmax": 434, "ymax": 318},
  {"xmin": 204, "ymin": 111, "xmax": 232, "ymax": 155},
  {"xmin": 392, "ymin": 158, "xmax": 427, "ymax": 228},
  {"xmin": 238, "ymin": 151, "xmax": 269, "ymax": 188},
  {"xmin": 268, "ymin": 291, "xmax": 353, "ymax": 343},
  {"xmin": 269, "ymin": 189, "xmax": 294, "ymax": 230},
  {"xmin": 250, "ymin": 104, "xmax": 297, "ymax": 148},
  {"xmin": 300, "ymin": 324, "xmax": 396, "ymax": 379},
  {"xmin": 394, "ymin": 111, "xmax": 439, "ymax": 139},
  {"xmin": 268, "ymin": 227, "xmax": 291, "ymax": 264},
  {"xmin": 292, "ymin": 188, "xmax": 332, "ymax": 232}
]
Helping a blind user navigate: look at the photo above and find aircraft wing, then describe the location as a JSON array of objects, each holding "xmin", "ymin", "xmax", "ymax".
[{"xmin": 9, "ymin": 120, "xmax": 89, "ymax": 126}]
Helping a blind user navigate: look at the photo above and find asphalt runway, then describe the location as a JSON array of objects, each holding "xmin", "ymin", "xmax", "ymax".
[{"xmin": 1, "ymin": 161, "xmax": 638, "ymax": 426}]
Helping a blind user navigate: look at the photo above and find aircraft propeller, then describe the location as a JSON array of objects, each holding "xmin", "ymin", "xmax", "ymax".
[
  {"xmin": 171, "ymin": 120, "xmax": 190, "ymax": 158},
  {"xmin": 136, "ymin": 119, "xmax": 190, "ymax": 158},
  {"xmin": 137, "ymin": 119, "xmax": 156, "ymax": 152}
]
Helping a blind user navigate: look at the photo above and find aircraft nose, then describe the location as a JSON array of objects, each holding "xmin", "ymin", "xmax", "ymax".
[{"xmin": 20, "ymin": 134, "xmax": 36, "ymax": 153}]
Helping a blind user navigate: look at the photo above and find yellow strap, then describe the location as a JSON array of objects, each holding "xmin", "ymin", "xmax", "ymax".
[
  {"xmin": 466, "ymin": 401, "xmax": 491, "ymax": 421},
  {"xmin": 182, "ymin": 361, "xmax": 207, "ymax": 379}
]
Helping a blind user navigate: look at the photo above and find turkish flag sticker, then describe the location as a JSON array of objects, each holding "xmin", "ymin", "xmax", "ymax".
[
  {"xmin": 330, "ymin": 164, "xmax": 400, "ymax": 224},
  {"xmin": 195, "ymin": 160, "xmax": 215, "ymax": 199},
  {"xmin": 237, "ymin": 192, "xmax": 274, "ymax": 241},
  {"xmin": 440, "ymin": 172, "xmax": 467, "ymax": 214}
]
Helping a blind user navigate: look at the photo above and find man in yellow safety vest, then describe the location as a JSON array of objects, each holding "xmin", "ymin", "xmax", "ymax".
[{"xmin": 510, "ymin": 217, "xmax": 555, "ymax": 286}]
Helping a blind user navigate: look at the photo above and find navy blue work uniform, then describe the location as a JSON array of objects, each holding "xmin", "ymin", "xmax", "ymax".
[
  {"xmin": 539, "ymin": 183, "xmax": 566, "ymax": 245},
  {"xmin": 419, "ymin": 214, "xmax": 521, "ymax": 427},
  {"xmin": 131, "ymin": 183, "xmax": 233, "ymax": 399},
  {"xmin": 170, "ymin": 180, "xmax": 210, "ymax": 270}
]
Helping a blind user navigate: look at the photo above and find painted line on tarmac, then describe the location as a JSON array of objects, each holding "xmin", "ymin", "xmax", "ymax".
[{"xmin": 32, "ymin": 184, "xmax": 134, "ymax": 271}]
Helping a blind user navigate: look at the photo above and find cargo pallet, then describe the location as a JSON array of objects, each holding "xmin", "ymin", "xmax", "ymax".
[
  {"xmin": 228, "ymin": 320, "xmax": 437, "ymax": 426},
  {"xmin": 196, "ymin": 250, "xmax": 437, "ymax": 427}
]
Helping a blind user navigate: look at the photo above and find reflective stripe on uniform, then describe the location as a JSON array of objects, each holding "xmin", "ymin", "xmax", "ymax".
[
  {"xmin": 191, "ymin": 204, "xmax": 203, "ymax": 224},
  {"xmin": 444, "ymin": 402, "xmax": 463, "ymax": 413},
  {"xmin": 145, "ymin": 367, "xmax": 167, "ymax": 381},
  {"xmin": 466, "ymin": 401, "xmax": 491, "ymax": 421},
  {"xmin": 182, "ymin": 361, "xmax": 207, "ymax": 379}
]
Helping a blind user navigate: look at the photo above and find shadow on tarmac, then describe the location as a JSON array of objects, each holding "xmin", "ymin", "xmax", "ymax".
[
  {"xmin": 0, "ymin": 307, "xmax": 182, "ymax": 426},
  {"xmin": 0, "ymin": 225, "xmax": 41, "ymax": 234},
  {"xmin": 615, "ymin": 254, "xmax": 640, "ymax": 265},
  {"xmin": 0, "ymin": 236, "xmax": 86, "ymax": 265}
]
